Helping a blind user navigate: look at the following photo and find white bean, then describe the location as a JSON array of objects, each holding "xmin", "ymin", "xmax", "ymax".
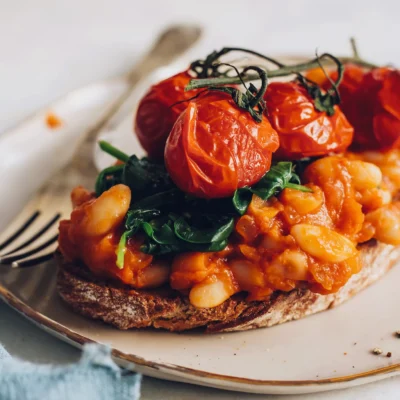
[
  {"xmin": 281, "ymin": 186, "xmax": 323, "ymax": 215},
  {"xmin": 189, "ymin": 275, "xmax": 233, "ymax": 308},
  {"xmin": 280, "ymin": 250, "xmax": 309, "ymax": 280},
  {"xmin": 77, "ymin": 184, "xmax": 131, "ymax": 237},
  {"xmin": 380, "ymin": 189, "xmax": 392, "ymax": 205},
  {"xmin": 291, "ymin": 224, "xmax": 357, "ymax": 263},
  {"xmin": 230, "ymin": 260, "xmax": 264, "ymax": 289},
  {"xmin": 70, "ymin": 186, "xmax": 94, "ymax": 208},
  {"xmin": 138, "ymin": 262, "xmax": 170, "ymax": 288},
  {"xmin": 366, "ymin": 206, "xmax": 400, "ymax": 245},
  {"xmin": 346, "ymin": 160, "xmax": 382, "ymax": 190}
]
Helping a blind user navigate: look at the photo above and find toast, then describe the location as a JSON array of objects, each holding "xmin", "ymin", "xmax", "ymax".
[{"xmin": 56, "ymin": 240, "xmax": 400, "ymax": 333}]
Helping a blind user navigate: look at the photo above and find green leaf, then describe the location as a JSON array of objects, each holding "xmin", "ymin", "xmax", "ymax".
[
  {"xmin": 122, "ymin": 156, "xmax": 174, "ymax": 202},
  {"xmin": 184, "ymin": 238, "xmax": 230, "ymax": 252},
  {"xmin": 95, "ymin": 164, "xmax": 124, "ymax": 197},
  {"xmin": 119, "ymin": 162, "xmax": 309, "ymax": 256},
  {"xmin": 131, "ymin": 189, "xmax": 183, "ymax": 210},
  {"xmin": 232, "ymin": 188, "xmax": 253, "ymax": 215},
  {"xmin": 125, "ymin": 209, "xmax": 162, "ymax": 229},
  {"xmin": 174, "ymin": 216, "xmax": 234, "ymax": 244},
  {"xmin": 121, "ymin": 208, "xmax": 234, "ymax": 256},
  {"xmin": 136, "ymin": 214, "xmax": 233, "ymax": 255},
  {"xmin": 96, "ymin": 143, "xmax": 311, "ymax": 259},
  {"xmin": 142, "ymin": 221, "xmax": 181, "ymax": 245},
  {"xmin": 232, "ymin": 162, "xmax": 311, "ymax": 215},
  {"xmin": 255, "ymin": 161, "xmax": 294, "ymax": 190},
  {"xmin": 292, "ymin": 157, "xmax": 318, "ymax": 177},
  {"xmin": 94, "ymin": 141, "xmax": 130, "ymax": 196},
  {"xmin": 204, "ymin": 239, "xmax": 229, "ymax": 252},
  {"xmin": 140, "ymin": 241, "xmax": 182, "ymax": 255}
]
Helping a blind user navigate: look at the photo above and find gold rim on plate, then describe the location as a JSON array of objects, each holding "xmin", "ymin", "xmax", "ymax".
[{"xmin": 1, "ymin": 283, "xmax": 400, "ymax": 388}]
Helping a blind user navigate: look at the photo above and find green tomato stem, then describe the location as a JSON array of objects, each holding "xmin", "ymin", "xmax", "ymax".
[
  {"xmin": 186, "ymin": 56, "xmax": 378, "ymax": 91},
  {"xmin": 350, "ymin": 37, "xmax": 360, "ymax": 59}
]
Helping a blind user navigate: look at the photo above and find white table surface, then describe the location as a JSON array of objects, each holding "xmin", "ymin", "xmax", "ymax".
[{"xmin": 1, "ymin": 0, "xmax": 400, "ymax": 398}]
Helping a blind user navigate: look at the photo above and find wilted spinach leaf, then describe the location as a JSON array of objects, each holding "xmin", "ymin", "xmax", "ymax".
[
  {"xmin": 122, "ymin": 156, "xmax": 174, "ymax": 202},
  {"xmin": 95, "ymin": 164, "xmax": 124, "ymax": 197},
  {"xmin": 292, "ymin": 157, "xmax": 319, "ymax": 177},
  {"xmin": 232, "ymin": 162, "xmax": 312, "ymax": 215},
  {"xmin": 95, "ymin": 142, "xmax": 174, "ymax": 199},
  {"xmin": 116, "ymin": 209, "xmax": 234, "ymax": 263},
  {"xmin": 131, "ymin": 189, "xmax": 184, "ymax": 210},
  {"xmin": 174, "ymin": 215, "xmax": 234, "ymax": 244},
  {"xmin": 97, "ymin": 142, "xmax": 310, "ymax": 262}
]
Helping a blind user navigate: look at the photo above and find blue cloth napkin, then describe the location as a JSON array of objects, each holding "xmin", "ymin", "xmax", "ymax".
[{"xmin": 0, "ymin": 344, "xmax": 142, "ymax": 400}]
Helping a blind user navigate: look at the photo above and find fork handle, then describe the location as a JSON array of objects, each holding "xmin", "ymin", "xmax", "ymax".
[
  {"xmin": 79, "ymin": 25, "xmax": 202, "ymax": 149},
  {"xmin": 69, "ymin": 24, "xmax": 202, "ymax": 179}
]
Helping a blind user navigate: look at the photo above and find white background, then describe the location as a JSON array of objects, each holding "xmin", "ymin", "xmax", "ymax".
[{"xmin": 1, "ymin": 0, "xmax": 400, "ymax": 398}]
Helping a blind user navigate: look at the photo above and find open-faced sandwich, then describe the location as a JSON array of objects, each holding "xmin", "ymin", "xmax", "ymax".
[{"xmin": 57, "ymin": 46, "xmax": 400, "ymax": 332}]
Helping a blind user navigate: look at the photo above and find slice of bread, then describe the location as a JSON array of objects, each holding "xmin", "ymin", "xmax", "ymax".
[{"xmin": 56, "ymin": 240, "xmax": 400, "ymax": 333}]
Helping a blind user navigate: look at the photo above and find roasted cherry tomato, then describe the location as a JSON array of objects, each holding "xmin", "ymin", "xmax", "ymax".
[
  {"xmin": 264, "ymin": 82, "xmax": 354, "ymax": 160},
  {"xmin": 164, "ymin": 92, "xmax": 279, "ymax": 198},
  {"xmin": 309, "ymin": 64, "xmax": 376, "ymax": 149},
  {"xmin": 134, "ymin": 71, "xmax": 195, "ymax": 159},
  {"xmin": 361, "ymin": 68, "xmax": 400, "ymax": 150},
  {"xmin": 307, "ymin": 64, "xmax": 364, "ymax": 91},
  {"xmin": 311, "ymin": 65, "xmax": 400, "ymax": 151}
]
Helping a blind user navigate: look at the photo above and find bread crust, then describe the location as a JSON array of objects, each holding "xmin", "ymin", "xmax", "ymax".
[{"xmin": 56, "ymin": 240, "xmax": 400, "ymax": 333}]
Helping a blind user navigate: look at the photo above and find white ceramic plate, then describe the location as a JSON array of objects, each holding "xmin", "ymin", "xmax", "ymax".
[{"xmin": 1, "ymin": 68, "xmax": 400, "ymax": 395}]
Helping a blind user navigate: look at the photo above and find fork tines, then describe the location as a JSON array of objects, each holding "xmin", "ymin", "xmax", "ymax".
[{"xmin": 0, "ymin": 212, "xmax": 61, "ymax": 268}]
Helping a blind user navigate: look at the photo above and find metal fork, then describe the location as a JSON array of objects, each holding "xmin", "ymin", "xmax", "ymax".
[{"xmin": 0, "ymin": 25, "xmax": 202, "ymax": 268}]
